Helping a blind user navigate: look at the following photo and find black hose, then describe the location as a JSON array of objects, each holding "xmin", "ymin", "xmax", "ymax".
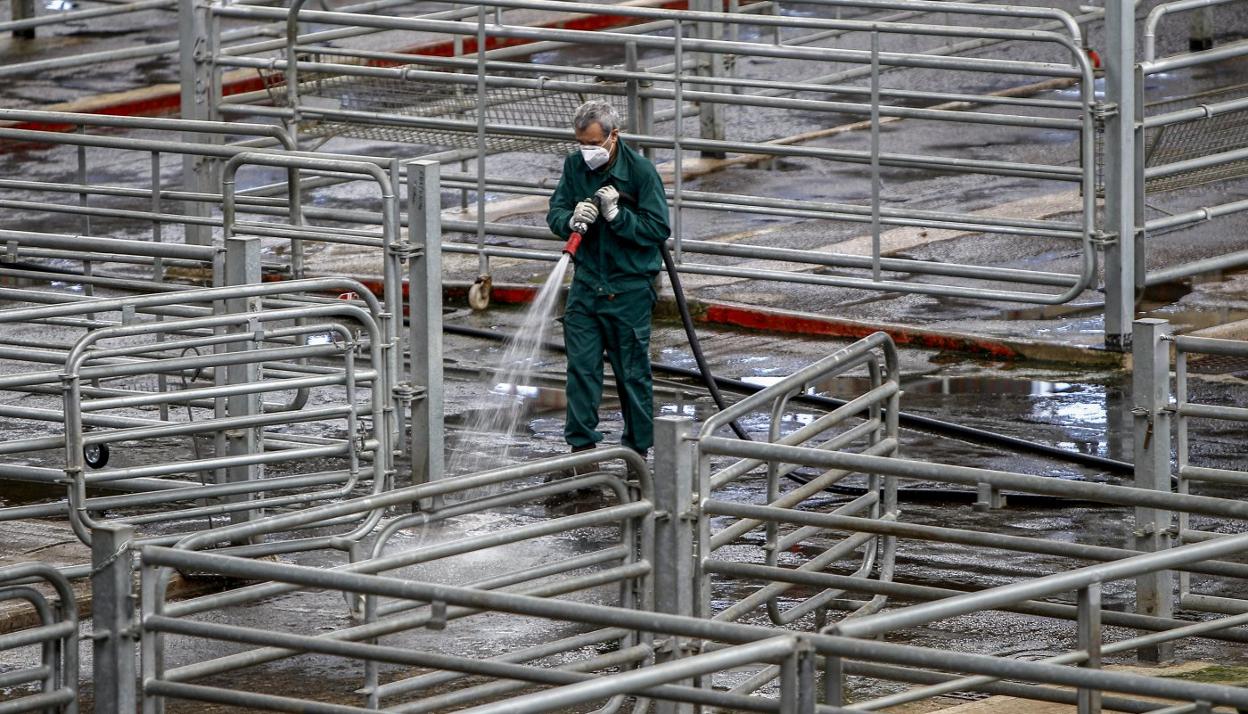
[
  {"xmin": 660, "ymin": 246, "xmax": 751, "ymax": 441},
  {"xmin": 442, "ymin": 319, "xmax": 1134, "ymax": 477}
]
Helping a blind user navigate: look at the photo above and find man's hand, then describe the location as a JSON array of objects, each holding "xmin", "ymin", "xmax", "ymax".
[
  {"xmin": 569, "ymin": 199, "xmax": 599, "ymax": 232},
  {"xmin": 595, "ymin": 186, "xmax": 620, "ymax": 222}
]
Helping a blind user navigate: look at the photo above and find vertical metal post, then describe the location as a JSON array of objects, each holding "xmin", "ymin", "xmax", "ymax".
[
  {"xmin": 673, "ymin": 21, "xmax": 684, "ymax": 263},
  {"xmin": 824, "ymin": 654, "xmax": 844, "ymax": 707},
  {"xmin": 383, "ymin": 161, "xmax": 403, "ymax": 457},
  {"xmin": 690, "ymin": 0, "xmax": 725, "ymax": 157},
  {"xmin": 625, "ymin": 41, "xmax": 641, "ymax": 137},
  {"xmin": 1077, "ymin": 583, "xmax": 1103, "ymax": 714},
  {"xmin": 1190, "ymin": 7, "xmax": 1214, "ymax": 52},
  {"xmin": 1103, "ymin": 0, "xmax": 1136, "ymax": 351},
  {"xmin": 1132, "ymin": 318, "xmax": 1174, "ymax": 663},
  {"xmin": 1176, "ymin": 347, "xmax": 1191, "ymax": 604},
  {"xmin": 141, "ymin": 561, "xmax": 167, "ymax": 714},
  {"xmin": 407, "ymin": 160, "xmax": 444, "ymax": 490},
  {"xmin": 224, "ymin": 237, "xmax": 262, "ymax": 529},
  {"xmin": 179, "ymin": 0, "xmax": 220, "ymax": 246},
  {"xmin": 11, "ymin": 0, "xmax": 35, "ymax": 38},
  {"xmin": 782, "ymin": 642, "xmax": 817, "ymax": 714},
  {"xmin": 76, "ymin": 128, "xmax": 95, "ymax": 301},
  {"xmin": 1133, "ymin": 65, "xmax": 1147, "ymax": 303},
  {"xmin": 652, "ymin": 416, "xmax": 695, "ymax": 714},
  {"xmin": 92, "ymin": 524, "xmax": 136, "ymax": 713},
  {"xmin": 474, "ymin": 3, "xmax": 490, "ymax": 281},
  {"xmin": 869, "ymin": 29, "xmax": 882, "ymax": 283}
]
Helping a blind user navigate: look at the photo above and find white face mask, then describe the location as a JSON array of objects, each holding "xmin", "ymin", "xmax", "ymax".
[{"xmin": 580, "ymin": 144, "xmax": 611, "ymax": 170}]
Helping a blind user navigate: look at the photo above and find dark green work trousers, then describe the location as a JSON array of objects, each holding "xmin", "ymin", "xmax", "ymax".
[{"xmin": 562, "ymin": 282, "xmax": 655, "ymax": 454}]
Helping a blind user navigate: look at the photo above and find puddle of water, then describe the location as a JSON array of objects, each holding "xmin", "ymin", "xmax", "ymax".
[{"xmin": 741, "ymin": 373, "xmax": 1090, "ymax": 400}]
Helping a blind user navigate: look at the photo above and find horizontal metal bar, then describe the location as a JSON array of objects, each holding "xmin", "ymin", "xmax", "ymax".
[
  {"xmin": 1177, "ymin": 402, "xmax": 1248, "ymax": 423},
  {"xmin": 1174, "ymin": 334, "xmax": 1248, "ymax": 358},
  {"xmin": 842, "ymin": 661, "xmax": 1156, "ymax": 713},
  {"xmin": 142, "ymin": 681, "xmax": 370, "ymax": 714},
  {"xmin": 229, "ymin": 103, "xmax": 1082, "ymax": 181},
  {"xmin": 709, "ymin": 416, "xmax": 882, "ymax": 491},
  {"xmin": 707, "ymin": 499, "xmax": 1248, "ymax": 580},
  {"xmin": 698, "ymin": 435, "xmax": 1248, "ymax": 519},
  {"xmin": 163, "ymin": 492, "xmax": 650, "ymax": 619},
  {"xmin": 0, "ymin": 690, "xmax": 76, "ymax": 714},
  {"xmin": 374, "ymin": 545, "xmax": 638, "ymax": 619},
  {"xmin": 0, "ymin": 229, "xmax": 217, "ymax": 260},
  {"xmin": 390, "ymin": 647, "xmax": 654, "ymax": 714},
  {"xmin": 674, "ymin": 260, "xmax": 1079, "ymax": 304},
  {"xmin": 214, "ymin": 0, "xmax": 1085, "ymax": 70},
  {"xmin": 0, "ymin": 665, "xmax": 52, "ymax": 689},
  {"xmin": 705, "ymin": 559, "xmax": 1248, "ymax": 644},
  {"xmin": 1142, "ymin": 36, "xmax": 1248, "ymax": 74},
  {"xmin": 0, "ymin": 620, "xmax": 76, "ymax": 651},
  {"xmin": 86, "ymin": 443, "xmax": 353, "ymax": 484},
  {"xmin": 1181, "ymin": 592, "xmax": 1248, "ymax": 616},
  {"xmin": 1145, "ymin": 143, "xmax": 1248, "ymax": 180},
  {"xmin": 162, "ymin": 538, "xmax": 644, "ymax": 684},
  {"xmin": 454, "ymin": 637, "xmax": 799, "ymax": 714},
  {"xmin": 1179, "ymin": 464, "xmax": 1248, "ymax": 486},
  {"xmin": 292, "ymin": 43, "xmax": 1085, "ymax": 110},
  {"xmin": 0, "ymin": 277, "xmax": 383, "ymax": 326},
  {"xmin": 0, "ymin": 108, "xmax": 292, "ymax": 146},
  {"xmin": 225, "ymin": 55, "xmax": 1081, "ymax": 130},
  {"xmin": 82, "ymin": 406, "xmax": 352, "ymax": 447},
  {"xmin": 1144, "ymin": 94, "xmax": 1248, "ymax": 129},
  {"xmin": 139, "ymin": 546, "xmax": 1248, "ymax": 707},
  {"xmin": 376, "ymin": 627, "xmax": 630, "ymax": 698},
  {"xmin": 81, "ymin": 373, "xmax": 347, "ymax": 412}
]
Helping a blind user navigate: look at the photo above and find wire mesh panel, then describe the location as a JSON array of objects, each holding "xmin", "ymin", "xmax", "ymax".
[
  {"xmin": 1144, "ymin": 83, "xmax": 1248, "ymax": 192},
  {"xmin": 267, "ymin": 54, "xmax": 628, "ymax": 153},
  {"xmin": 1098, "ymin": 81, "xmax": 1248, "ymax": 195}
]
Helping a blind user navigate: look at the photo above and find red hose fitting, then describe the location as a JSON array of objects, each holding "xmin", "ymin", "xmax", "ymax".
[{"xmin": 563, "ymin": 231, "xmax": 583, "ymax": 256}]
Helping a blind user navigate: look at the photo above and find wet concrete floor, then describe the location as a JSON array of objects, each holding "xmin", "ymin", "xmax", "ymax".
[{"xmin": 3, "ymin": 0, "xmax": 1248, "ymax": 709}]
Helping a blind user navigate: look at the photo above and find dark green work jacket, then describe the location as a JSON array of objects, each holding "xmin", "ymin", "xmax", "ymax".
[{"xmin": 546, "ymin": 140, "xmax": 671, "ymax": 295}]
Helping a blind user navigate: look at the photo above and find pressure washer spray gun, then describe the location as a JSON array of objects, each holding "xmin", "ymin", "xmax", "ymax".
[
  {"xmin": 563, "ymin": 188, "xmax": 622, "ymax": 256},
  {"xmin": 563, "ymin": 223, "xmax": 586, "ymax": 257}
]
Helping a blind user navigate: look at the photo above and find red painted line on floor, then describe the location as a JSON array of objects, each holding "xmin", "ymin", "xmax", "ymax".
[
  {"xmin": 702, "ymin": 303, "xmax": 1022, "ymax": 359},
  {"xmin": 9, "ymin": 0, "xmax": 693, "ymax": 134},
  {"xmin": 283, "ymin": 272, "xmax": 1022, "ymax": 358}
]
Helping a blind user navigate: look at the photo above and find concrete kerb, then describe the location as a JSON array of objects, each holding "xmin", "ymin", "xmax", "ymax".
[{"xmin": 434, "ymin": 279, "xmax": 1124, "ymax": 366}]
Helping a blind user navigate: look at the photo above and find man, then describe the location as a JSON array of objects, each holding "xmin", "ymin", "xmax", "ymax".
[{"xmin": 546, "ymin": 99, "xmax": 671, "ymax": 457}]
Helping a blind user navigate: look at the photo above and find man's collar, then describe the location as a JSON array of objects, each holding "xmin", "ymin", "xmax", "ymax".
[{"xmin": 605, "ymin": 139, "xmax": 632, "ymax": 182}]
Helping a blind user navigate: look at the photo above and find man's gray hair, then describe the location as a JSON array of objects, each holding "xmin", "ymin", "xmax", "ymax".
[{"xmin": 573, "ymin": 100, "xmax": 620, "ymax": 135}]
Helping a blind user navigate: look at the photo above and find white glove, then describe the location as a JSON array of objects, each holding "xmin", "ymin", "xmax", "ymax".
[
  {"xmin": 595, "ymin": 185, "xmax": 620, "ymax": 222},
  {"xmin": 569, "ymin": 199, "xmax": 599, "ymax": 231}
]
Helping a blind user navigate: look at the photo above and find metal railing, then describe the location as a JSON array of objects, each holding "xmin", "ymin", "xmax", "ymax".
[
  {"xmin": 1, "ymin": 330, "xmax": 1247, "ymax": 710},
  {"xmin": 0, "ymin": 275, "xmax": 397, "ymax": 552},
  {"xmin": 0, "ymin": 112, "xmax": 446, "ymax": 489},
  {"xmin": 1136, "ymin": 31, "xmax": 1248, "ymax": 289},
  {"xmin": 1134, "ymin": 318, "xmax": 1248, "ymax": 624},
  {"xmin": 0, "ymin": 564, "xmax": 78, "ymax": 713},
  {"xmin": 696, "ymin": 332, "xmax": 898, "ymax": 631},
  {"xmin": 196, "ymin": 0, "xmax": 1100, "ymax": 306},
  {"xmin": 136, "ymin": 447, "xmax": 660, "ymax": 713}
]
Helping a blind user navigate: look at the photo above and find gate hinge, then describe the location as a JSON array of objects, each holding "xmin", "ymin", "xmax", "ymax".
[
  {"xmin": 1093, "ymin": 102, "xmax": 1118, "ymax": 122},
  {"xmin": 1090, "ymin": 230, "xmax": 1117, "ymax": 247},
  {"xmin": 389, "ymin": 242, "xmax": 423, "ymax": 261},
  {"xmin": 394, "ymin": 382, "xmax": 426, "ymax": 404}
]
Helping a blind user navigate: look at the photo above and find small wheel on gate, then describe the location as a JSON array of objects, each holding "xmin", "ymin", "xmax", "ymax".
[
  {"xmin": 467, "ymin": 274, "xmax": 492, "ymax": 312},
  {"xmin": 84, "ymin": 443, "xmax": 110, "ymax": 469}
]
